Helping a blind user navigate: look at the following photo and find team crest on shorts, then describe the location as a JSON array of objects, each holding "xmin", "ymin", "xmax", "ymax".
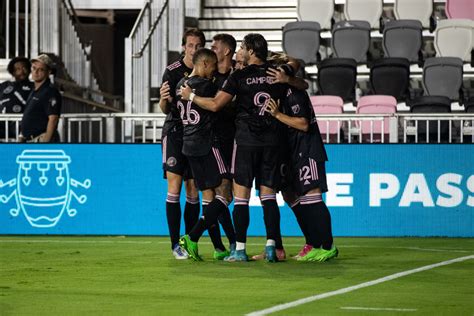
[{"xmin": 167, "ymin": 157, "xmax": 177, "ymax": 167}]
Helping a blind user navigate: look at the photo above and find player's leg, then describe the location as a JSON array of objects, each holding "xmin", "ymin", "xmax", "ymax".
[
  {"xmin": 166, "ymin": 171, "xmax": 187, "ymax": 259},
  {"xmin": 184, "ymin": 178, "xmax": 200, "ymax": 234}
]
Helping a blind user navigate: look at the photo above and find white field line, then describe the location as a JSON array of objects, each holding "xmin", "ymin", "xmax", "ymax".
[
  {"xmin": 341, "ymin": 306, "xmax": 417, "ymax": 312},
  {"xmin": 246, "ymin": 255, "xmax": 474, "ymax": 316},
  {"xmin": 0, "ymin": 239, "xmax": 472, "ymax": 253}
]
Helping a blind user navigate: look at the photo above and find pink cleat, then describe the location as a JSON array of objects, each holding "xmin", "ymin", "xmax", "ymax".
[{"xmin": 293, "ymin": 244, "xmax": 313, "ymax": 259}]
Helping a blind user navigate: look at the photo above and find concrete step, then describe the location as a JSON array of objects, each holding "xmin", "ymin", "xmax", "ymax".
[
  {"xmin": 204, "ymin": 0, "xmax": 296, "ymax": 7},
  {"xmin": 0, "ymin": 59, "xmax": 11, "ymax": 82},
  {"xmin": 202, "ymin": 7, "xmax": 297, "ymax": 19},
  {"xmin": 199, "ymin": 18, "xmax": 294, "ymax": 30}
]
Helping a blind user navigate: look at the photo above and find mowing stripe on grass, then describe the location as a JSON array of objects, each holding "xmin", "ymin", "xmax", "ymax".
[
  {"xmin": 340, "ymin": 307, "xmax": 417, "ymax": 312},
  {"xmin": 246, "ymin": 255, "xmax": 474, "ymax": 316}
]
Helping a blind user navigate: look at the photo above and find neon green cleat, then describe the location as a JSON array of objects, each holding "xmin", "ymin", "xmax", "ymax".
[
  {"xmin": 313, "ymin": 246, "xmax": 339, "ymax": 262},
  {"xmin": 297, "ymin": 247, "xmax": 323, "ymax": 262},
  {"xmin": 213, "ymin": 249, "xmax": 230, "ymax": 260},
  {"xmin": 179, "ymin": 235, "xmax": 202, "ymax": 261}
]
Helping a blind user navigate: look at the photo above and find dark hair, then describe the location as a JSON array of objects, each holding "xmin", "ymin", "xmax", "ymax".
[
  {"xmin": 7, "ymin": 57, "xmax": 31, "ymax": 75},
  {"xmin": 192, "ymin": 48, "xmax": 217, "ymax": 65},
  {"xmin": 242, "ymin": 33, "xmax": 268, "ymax": 61},
  {"xmin": 182, "ymin": 28, "xmax": 206, "ymax": 47},
  {"xmin": 212, "ymin": 33, "xmax": 237, "ymax": 55}
]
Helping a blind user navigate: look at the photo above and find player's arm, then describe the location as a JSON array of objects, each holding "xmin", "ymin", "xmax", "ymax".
[
  {"xmin": 266, "ymin": 67, "xmax": 308, "ymax": 91},
  {"xmin": 159, "ymin": 81, "xmax": 172, "ymax": 114},
  {"xmin": 40, "ymin": 114, "xmax": 59, "ymax": 142},
  {"xmin": 266, "ymin": 98, "xmax": 309, "ymax": 132},
  {"xmin": 180, "ymin": 83, "xmax": 233, "ymax": 112}
]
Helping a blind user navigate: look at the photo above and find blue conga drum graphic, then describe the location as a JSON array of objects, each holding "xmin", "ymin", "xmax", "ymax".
[{"xmin": 0, "ymin": 149, "xmax": 91, "ymax": 228}]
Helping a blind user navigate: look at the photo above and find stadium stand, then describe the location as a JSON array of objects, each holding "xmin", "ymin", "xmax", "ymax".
[
  {"xmin": 297, "ymin": 0, "xmax": 334, "ymax": 30},
  {"xmin": 282, "ymin": 21, "xmax": 321, "ymax": 65},
  {"xmin": 393, "ymin": 0, "xmax": 434, "ymax": 30},
  {"xmin": 331, "ymin": 20, "xmax": 371, "ymax": 63},
  {"xmin": 382, "ymin": 20, "xmax": 423, "ymax": 64}
]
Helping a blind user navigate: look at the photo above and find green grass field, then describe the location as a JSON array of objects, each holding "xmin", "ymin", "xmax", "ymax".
[{"xmin": 1, "ymin": 236, "xmax": 473, "ymax": 315}]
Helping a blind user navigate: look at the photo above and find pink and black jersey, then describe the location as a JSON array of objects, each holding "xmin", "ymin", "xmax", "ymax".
[
  {"xmin": 221, "ymin": 63, "xmax": 286, "ymax": 147},
  {"xmin": 161, "ymin": 58, "xmax": 192, "ymax": 137},
  {"xmin": 176, "ymin": 76, "xmax": 218, "ymax": 157},
  {"xmin": 281, "ymin": 87, "xmax": 328, "ymax": 163}
]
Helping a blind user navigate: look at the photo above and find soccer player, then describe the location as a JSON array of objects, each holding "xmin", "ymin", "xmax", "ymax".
[
  {"xmin": 234, "ymin": 49, "xmax": 247, "ymax": 70},
  {"xmin": 176, "ymin": 48, "xmax": 233, "ymax": 261},
  {"xmin": 181, "ymin": 33, "xmax": 286, "ymax": 262},
  {"xmin": 159, "ymin": 28, "xmax": 205, "ymax": 259},
  {"xmin": 265, "ymin": 72, "xmax": 338, "ymax": 262}
]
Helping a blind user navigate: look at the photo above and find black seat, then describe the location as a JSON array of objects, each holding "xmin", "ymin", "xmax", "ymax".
[
  {"xmin": 369, "ymin": 58, "xmax": 410, "ymax": 101},
  {"xmin": 317, "ymin": 58, "xmax": 357, "ymax": 102},
  {"xmin": 409, "ymin": 96, "xmax": 452, "ymax": 142}
]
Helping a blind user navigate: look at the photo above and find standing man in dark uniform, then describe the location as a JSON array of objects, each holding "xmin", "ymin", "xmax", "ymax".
[
  {"xmin": 19, "ymin": 54, "xmax": 61, "ymax": 143},
  {"xmin": 181, "ymin": 33, "xmax": 286, "ymax": 262},
  {"xmin": 266, "ymin": 85, "xmax": 338, "ymax": 262},
  {"xmin": 0, "ymin": 57, "xmax": 33, "ymax": 140},
  {"xmin": 159, "ymin": 28, "xmax": 205, "ymax": 259},
  {"xmin": 175, "ymin": 48, "xmax": 234, "ymax": 261}
]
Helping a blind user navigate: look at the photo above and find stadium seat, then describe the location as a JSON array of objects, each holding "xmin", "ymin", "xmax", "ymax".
[
  {"xmin": 344, "ymin": 0, "xmax": 383, "ymax": 29},
  {"xmin": 462, "ymin": 97, "xmax": 474, "ymax": 143},
  {"xmin": 409, "ymin": 96, "xmax": 452, "ymax": 142},
  {"xmin": 356, "ymin": 95, "xmax": 397, "ymax": 142},
  {"xmin": 382, "ymin": 20, "xmax": 423, "ymax": 64},
  {"xmin": 446, "ymin": 0, "xmax": 474, "ymax": 19},
  {"xmin": 393, "ymin": 0, "xmax": 433, "ymax": 30},
  {"xmin": 297, "ymin": 0, "xmax": 334, "ymax": 30},
  {"xmin": 331, "ymin": 20, "xmax": 371, "ymax": 63},
  {"xmin": 369, "ymin": 58, "xmax": 410, "ymax": 102},
  {"xmin": 310, "ymin": 95, "xmax": 345, "ymax": 142},
  {"xmin": 434, "ymin": 19, "xmax": 474, "ymax": 62},
  {"xmin": 421, "ymin": 57, "xmax": 464, "ymax": 101},
  {"xmin": 316, "ymin": 58, "xmax": 357, "ymax": 102},
  {"xmin": 282, "ymin": 21, "xmax": 321, "ymax": 65}
]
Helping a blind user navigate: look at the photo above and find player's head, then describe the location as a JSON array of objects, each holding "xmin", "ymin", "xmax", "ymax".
[
  {"xmin": 235, "ymin": 49, "xmax": 247, "ymax": 70},
  {"xmin": 7, "ymin": 56, "xmax": 31, "ymax": 81},
  {"xmin": 182, "ymin": 28, "xmax": 206, "ymax": 64},
  {"xmin": 241, "ymin": 33, "xmax": 268, "ymax": 63},
  {"xmin": 211, "ymin": 33, "xmax": 236, "ymax": 63},
  {"xmin": 192, "ymin": 48, "xmax": 217, "ymax": 79}
]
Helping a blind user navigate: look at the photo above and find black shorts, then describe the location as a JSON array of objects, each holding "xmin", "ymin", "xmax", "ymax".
[
  {"xmin": 291, "ymin": 158, "xmax": 328, "ymax": 195},
  {"xmin": 231, "ymin": 144, "xmax": 280, "ymax": 189},
  {"xmin": 162, "ymin": 131, "xmax": 191, "ymax": 180},
  {"xmin": 187, "ymin": 147, "xmax": 230, "ymax": 191}
]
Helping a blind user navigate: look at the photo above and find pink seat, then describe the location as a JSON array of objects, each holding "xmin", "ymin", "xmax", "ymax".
[
  {"xmin": 446, "ymin": 0, "xmax": 474, "ymax": 19},
  {"xmin": 356, "ymin": 95, "xmax": 397, "ymax": 141},
  {"xmin": 311, "ymin": 95, "xmax": 344, "ymax": 142}
]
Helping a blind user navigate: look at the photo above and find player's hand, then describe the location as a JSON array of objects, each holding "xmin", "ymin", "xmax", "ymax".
[
  {"xmin": 266, "ymin": 67, "xmax": 289, "ymax": 84},
  {"xmin": 265, "ymin": 98, "xmax": 280, "ymax": 117},
  {"xmin": 180, "ymin": 83, "xmax": 192, "ymax": 101},
  {"xmin": 160, "ymin": 81, "xmax": 171, "ymax": 102}
]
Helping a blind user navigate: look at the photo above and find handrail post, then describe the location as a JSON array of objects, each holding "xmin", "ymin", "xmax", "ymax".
[{"xmin": 389, "ymin": 115, "xmax": 398, "ymax": 143}]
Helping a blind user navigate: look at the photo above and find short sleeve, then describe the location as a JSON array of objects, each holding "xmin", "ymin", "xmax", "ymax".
[{"xmin": 220, "ymin": 71, "xmax": 238, "ymax": 97}]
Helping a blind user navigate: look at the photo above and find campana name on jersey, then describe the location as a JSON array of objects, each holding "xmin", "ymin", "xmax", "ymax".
[{"xmin": 246, "ymin": 76, "xmax": 275, "ymax": 85}]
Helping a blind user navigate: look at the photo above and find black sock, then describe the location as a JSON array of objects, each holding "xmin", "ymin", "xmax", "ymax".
[
  {"xmin": 203, "ymin": 200, "xmax": 225, "ymax": 250},
  {"xmin": 184, "ymin": 196, "xmax": 200, "ymax": 234},
  {"xmin": 166, "ymin": 193, "xmax": 181, "ymax": 249},
  {"xmin": 218, "ymin": 206, "xmax": 236, "ymax": 245},
  {"xmin": 314, "ymin": 200, "xmax": 334, "ymax": 250},
  {"xmin": 291, "ymin": 200, "xmax": 311, "ymax": 245},
  {"xmin": 232, "ymin": 198, "xmax": 249, "ymax": 243},
  {"xmin": 189, "ymin": 197, "xmax": 228, "ymax": 243},
  {"xmin": 261, "ymin": 194, "xmax": 282, "ymax": 248}
]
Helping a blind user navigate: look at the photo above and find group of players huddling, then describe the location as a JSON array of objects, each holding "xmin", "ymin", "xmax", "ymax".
[{"xmin": 159, "ymin": 28, "xmax": 338, "ymax": 263}]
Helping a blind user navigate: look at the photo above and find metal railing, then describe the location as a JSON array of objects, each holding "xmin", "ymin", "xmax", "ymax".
[
  {"xmin": 1, "ymin": 113, "xmax": 473, "ymax": 144},
  {"xmin": 125, "ymin": 0, "xmax": 186, "ymax": 116},
  {"xmin": 2, "ymin": 0, "xmax": 30, "ymax": 59}
]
